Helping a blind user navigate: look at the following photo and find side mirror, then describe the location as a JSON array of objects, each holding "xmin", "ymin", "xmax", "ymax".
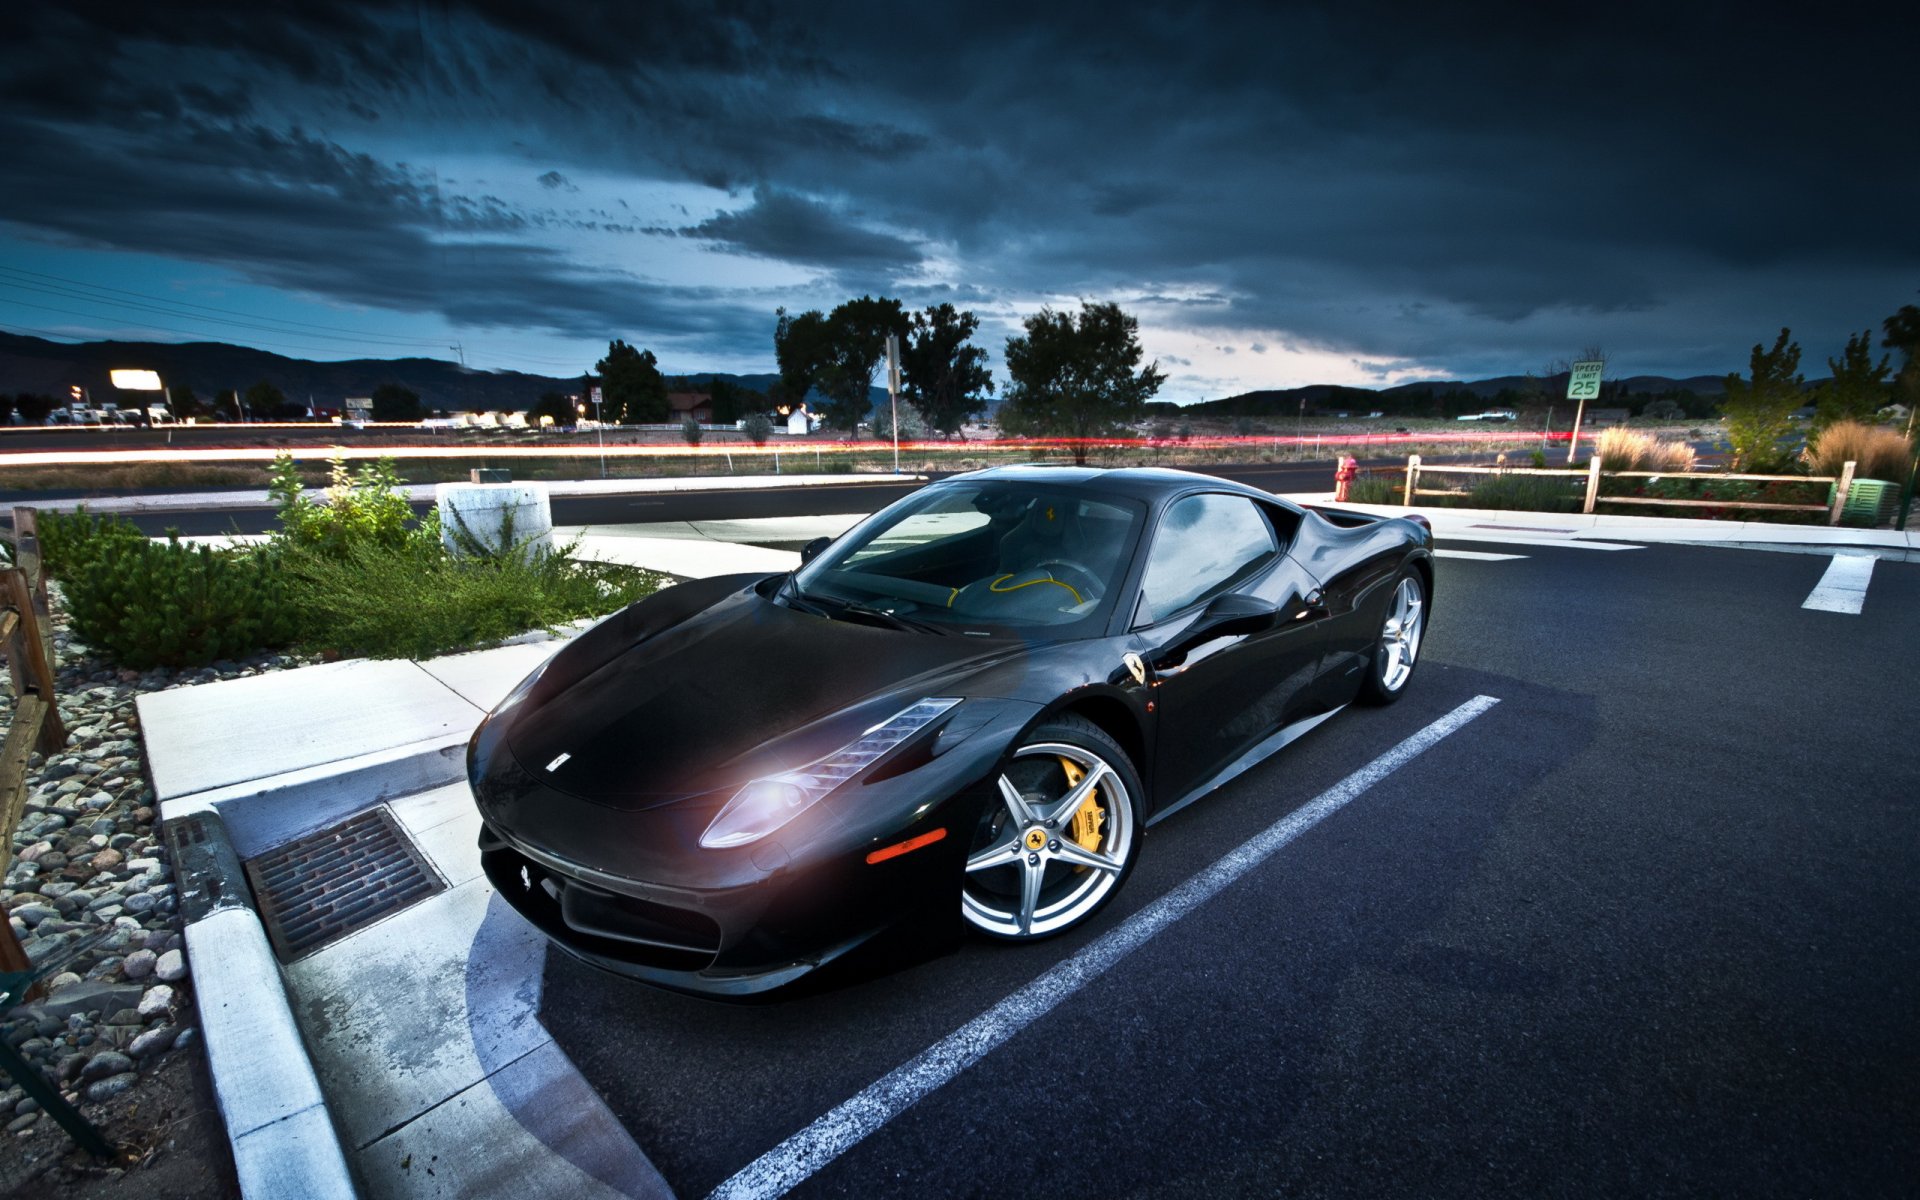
[
  {"xmin": 800, "ymin": 536, "xmax": 832, "ymax": 565},
  {"xmin": 1154, "ymin": 592, "xmax": 1279, "ymax": 667}
]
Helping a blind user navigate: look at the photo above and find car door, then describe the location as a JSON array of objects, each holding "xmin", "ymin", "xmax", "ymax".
[{"xmin": 1130, "ymin": 492, "xmax": 1329, "ymax": 808}]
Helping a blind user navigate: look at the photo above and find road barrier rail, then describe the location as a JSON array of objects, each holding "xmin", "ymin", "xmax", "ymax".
[{"xmin": 1401, "ymin": 455, "xmax": 1857, "ymax": 524}]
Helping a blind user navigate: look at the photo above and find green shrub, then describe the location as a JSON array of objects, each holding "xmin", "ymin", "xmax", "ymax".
[
  {"xmin": 269, "ymin": 454, "xmax": 420, "ymax": 558},
  {"xmin": 280, "ymin": 538, "xmax": 663, "ymax": 660},
  {"xmin": 37, "ymin": 507, "xmax": 147, "ymax": 579},
  {"xmin": 63, "ymin": 537, "xmax": 296, "ymax": 668},
  {"xmin": 1468, "ymin": 473, "xmax": 1584, "ymax": 512},
  {"xmin": 1603, "ymin": 475, "xmax": 1827, "ymax": 523},
  {"xmin": 1346, "ymin": 474, "xmax": 1402, "ymax": 505}
]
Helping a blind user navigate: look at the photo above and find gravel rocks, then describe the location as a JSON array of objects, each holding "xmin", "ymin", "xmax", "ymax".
[
  {"xmin": 84, "ymin": 1073, "xmax": 138, "ymax": 1103},
  {"xmin": 0, "ymin": 594, "xmax": 312, "ymax": 1130},
  {"xmin": 78, "ymin": 1050, "xmax": 133, "ymax": 1082}
]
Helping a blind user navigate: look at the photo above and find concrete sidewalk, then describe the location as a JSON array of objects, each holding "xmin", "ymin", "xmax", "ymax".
[
  {"xmin": 26, "ymin": 471, "xmax": 922, "ymax": 514},
  {"xmin": 1276, "ymin": 492, "xmax": 1920, "ymax": 557},
  {"xmin": 142, "ymin": 636, "xmax": 674, "ymax": 1200}
]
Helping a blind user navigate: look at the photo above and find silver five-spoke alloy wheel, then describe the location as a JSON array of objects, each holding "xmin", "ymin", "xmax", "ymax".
[
  {"xmin": 1378, "ymin": 574, "xmax": 1425, "ymax": 692},
  {"xmin": 962, "ymin": 739, "xmax": 1136, "ymax": 939}
]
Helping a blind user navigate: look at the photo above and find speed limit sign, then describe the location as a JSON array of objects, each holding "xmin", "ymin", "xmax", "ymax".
[{"xmin": 1567, "ymin": 360, "xmax": 1604, "ymax": 400}]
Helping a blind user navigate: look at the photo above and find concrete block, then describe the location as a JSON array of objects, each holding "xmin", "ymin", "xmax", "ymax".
[{"xmin": 438, "ymin": 483, "xmax": 552, "ymax": 560}]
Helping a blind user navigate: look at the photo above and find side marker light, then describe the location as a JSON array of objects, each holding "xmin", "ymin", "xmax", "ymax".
[{"xmin": 865, "ymin": 827, "xmax": 948, "ymax": 865}]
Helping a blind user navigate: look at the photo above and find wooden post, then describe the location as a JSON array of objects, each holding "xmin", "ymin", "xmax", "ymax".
[
  {"xmin": 2, "ymin": 570, "xmax": 65, "ymax": 755},
  {"xmin": 1583, "ymin": 455, "xmax": 1603, "ymax": 514},
  {"xmin": 0, "ymin": 690, "xmax": 47, "ymax": 1002},
  {"xmin": 1828, "ymin": 460, "xmax": 1856, "ymax": 526},
  {"xmin": 10, "ymin": 509, "xmax": 52, "ymax": 666},
  {"xmin": 1404, "ymin": 454, "xmax": 1420, "ymax": 506}
]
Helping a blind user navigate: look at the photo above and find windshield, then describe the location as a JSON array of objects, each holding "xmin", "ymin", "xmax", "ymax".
[{"xmin": 787, "ymin": 481, "xmax": 1146, "ymax": 639}]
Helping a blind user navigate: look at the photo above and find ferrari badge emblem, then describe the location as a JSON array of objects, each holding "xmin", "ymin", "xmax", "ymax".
[
  {"xmin": 1123, "ymin": 652, "xmax": 1147, "ymax": 687},
  {"xmin": 1024, "ymin": 828, "xmax": 1049, "ymax": 851}
]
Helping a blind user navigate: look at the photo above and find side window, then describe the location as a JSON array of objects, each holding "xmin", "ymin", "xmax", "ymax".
[{"xmin": 1135, "ymin": 494, "xmax": 1278, "ymax": 624}]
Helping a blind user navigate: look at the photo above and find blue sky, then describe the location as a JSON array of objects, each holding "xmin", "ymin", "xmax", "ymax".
[{"xmin": 1, "ymin": 2, "xmax": 1913, "ymax": 400}]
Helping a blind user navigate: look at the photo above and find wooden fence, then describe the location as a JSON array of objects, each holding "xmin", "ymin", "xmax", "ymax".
[
  {"xmin": 0, "ymin": 508, "xmax": 69, "ymax": 999},
  {"xmin": 1402, "ymin": 455, "xmax": 1857, "ymax": 523}
]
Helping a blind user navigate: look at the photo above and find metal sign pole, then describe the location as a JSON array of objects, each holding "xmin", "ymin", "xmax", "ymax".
[
  {"xmin": 885, "ymin": 332, "xmax": 903, "ymax": 474},
  {"xmin": 1565, "ymin": 360, "xmax": 1604, "ymax": 464}
]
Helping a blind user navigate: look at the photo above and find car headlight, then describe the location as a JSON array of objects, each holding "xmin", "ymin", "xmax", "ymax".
[{"xmin": 699, "ymin": 698, "xmax": 961, "ymax": 849}]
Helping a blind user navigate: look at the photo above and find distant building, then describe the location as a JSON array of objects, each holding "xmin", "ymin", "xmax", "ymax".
[
  {"xmin": 667, "ymin": 391, "xmax": 713, "ymax": 423},
  {"xmin": 1583, "ymin": 407, "xmax": 1630, "ymax": 426}
]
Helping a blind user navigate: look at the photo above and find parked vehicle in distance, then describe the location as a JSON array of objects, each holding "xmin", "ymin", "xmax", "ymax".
[{"xmin": 467, "ymin": 465, "xmax": 1435, "ymax": 996}]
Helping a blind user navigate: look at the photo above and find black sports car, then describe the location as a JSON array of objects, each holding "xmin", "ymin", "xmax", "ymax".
[{"xmin": 468, "ymin": 465, "xmax": 1433, "ymax": 996}]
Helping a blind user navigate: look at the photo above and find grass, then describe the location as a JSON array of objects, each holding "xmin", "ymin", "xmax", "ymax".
[
  {"xmin": 1805, "ymin": 420, "xmax": 1915, "ymax": 483},
  {"xmin": 1594, "ymin": 426, "xmax": 1697, "ymax": 473},
  {"xmin": 277, "ymin": 537, "xmax": 666, "ymax": 660},
  {"xmin": 1467, "ymin": 473, "xmax": 1585, "ymax": 512}
]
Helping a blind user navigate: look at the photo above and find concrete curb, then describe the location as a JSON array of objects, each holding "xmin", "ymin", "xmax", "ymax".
[
  {"xmin": 159, "ymin": 732, "xmax": 471, "ymax": 858},
  {"xmin": 168, "ymin": 811, "xmax": 358, "ymax": 1200},
  {"xmin": 1275, "ymin": 491, "xmax": 1920, "ymax": 554}
]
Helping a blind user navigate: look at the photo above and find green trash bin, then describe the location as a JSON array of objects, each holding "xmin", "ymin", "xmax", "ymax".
[{"xmin": 1834, "ymin": 478, "xmax": 1898, "ymax": 528}]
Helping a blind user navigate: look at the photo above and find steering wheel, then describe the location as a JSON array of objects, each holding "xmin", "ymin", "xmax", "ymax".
[{"xmin": 1033, "ymin": 560, "xmax": 1104, "ymax": 605}]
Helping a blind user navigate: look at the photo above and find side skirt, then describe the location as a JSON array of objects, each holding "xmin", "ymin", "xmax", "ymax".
[{"xmin": 1146, "ymin": 706, "xmax": 1346, "ymax": 828}]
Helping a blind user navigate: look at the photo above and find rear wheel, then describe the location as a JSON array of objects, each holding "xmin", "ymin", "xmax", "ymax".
[
  {"xmin": 1358, "ymin": 569, "xmax": 1425, "ymax": 705},
  {"xmin": 962, "ymin": 716, "xmax": 1142, "ymax": 940}
]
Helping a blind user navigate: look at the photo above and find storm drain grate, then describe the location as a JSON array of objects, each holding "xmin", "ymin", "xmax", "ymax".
[{"xmin": 245, "ymin": 807, "xmax": 445, "ymax": 962}]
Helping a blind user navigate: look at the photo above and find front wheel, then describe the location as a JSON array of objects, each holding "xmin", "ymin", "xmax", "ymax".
[
  {"xmin": 961, "ymin": 716, "xmax": 1142, "ymax": 940},
  {"xmin": 1358, "ymin": 569, "xmax": 1426, "ymax": 705}
]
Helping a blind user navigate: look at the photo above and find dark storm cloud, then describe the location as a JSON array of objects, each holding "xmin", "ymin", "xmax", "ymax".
[
  {"xmin": 666, "ymin": 186, "xmax": 923, "ymax": 272},
  {"xmin": 0, "ymin": 0, "xmax": 1913, "ymax": 379}
]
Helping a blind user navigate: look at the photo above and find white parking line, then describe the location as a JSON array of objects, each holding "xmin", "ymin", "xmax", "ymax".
[
  {"xmin": 1802, "ymin": 553, "xmax": 1876, "ymax": 614},
  {"xmin": 1434, "ymin": 549, "xmax": 1527, "ymax": 561},
  {"xmin": 708, "ymin": 694, "xmax": 1502, "ymax": 1200}
]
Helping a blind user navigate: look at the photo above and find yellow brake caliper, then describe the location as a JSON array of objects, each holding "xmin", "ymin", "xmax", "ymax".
[{"xmin": 1059, "ymin": 758, "xmax": 1105, "ymax": 855}]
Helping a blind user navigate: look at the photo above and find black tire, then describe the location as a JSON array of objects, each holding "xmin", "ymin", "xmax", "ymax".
[
  {"xmin": 961, "ymin": 714, "xmax": 1145, "ymax": 941},
  {"xmin": 1357, "ymin": 567, "xmax": 1427, "ymax": 706}
]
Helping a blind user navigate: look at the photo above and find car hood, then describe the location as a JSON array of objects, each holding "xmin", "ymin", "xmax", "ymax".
[{"xmin": 503, "ymin": 585, "xmax": 1025, "ymax": 809}]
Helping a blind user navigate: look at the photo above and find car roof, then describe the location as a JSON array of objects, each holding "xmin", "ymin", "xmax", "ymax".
[{"xmin": 956, "ymin": 463, "xmax": 1294, "ymax": 507}]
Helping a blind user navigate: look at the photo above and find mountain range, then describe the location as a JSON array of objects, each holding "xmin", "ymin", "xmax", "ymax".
[{"xmin": 1, "ymin": 331, "xmax": 1732, "ymax": 416}]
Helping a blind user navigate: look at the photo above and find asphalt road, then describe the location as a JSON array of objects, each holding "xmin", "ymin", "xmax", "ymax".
[
  {"xmin": 91, "ymin": 460, "xmax": 1351, "ymax": 536},
  {"xmin": 532, "ymin": 539, "xmax": 1919, "ymax": 1198}
]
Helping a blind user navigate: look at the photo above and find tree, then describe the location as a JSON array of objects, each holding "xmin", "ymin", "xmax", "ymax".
[
  {"xmin": 902, "ymin": 303, "xmax": 994, "ymax": 437},
  {"xmin": 529, "ymin": 390, "xmax": 577, "ymax": 427},
  {"xmin": 1884, "ymin": 304, "xmax": 1920, "ymax": 437},
  {"xmin": 594, "ymin": 340, "xmax": 667, "ymax": 424},
  {"xmin": 741, "ymin": 413, "xmax": 772, "ymax": 445},
  {"xmin": 1720, "ymin": 328, "xmax": 1804, "ymax": 471},
  {"xmin": 999, "ymin": 301, "xmax": 1166, "ymax": 464},
  {"xmin": 680, "ymin": 416, "xmax": 704, "ymax": 446},
  {"xmin": 1811, "ymin": 330, "xmax": 1890, "ymax": 431},
  {"xmin": 244, "ymin": 380, "xmax": 289, "ymax": 421},
  {"xmin": 774, "ymin": 308, "xmax": 836, "ymax": 415},
  {"xmin": 818, "ymin": 296, "xmax": 909, "ymax": 435},
  {"xmin": 12, "ymin": 392, "xmax": 56, "ymax": 423},
  {"xmin": 370, "ymin": 382, "xmax": 423, "ymax": 422},
  {"xmin": 168, "ymin": 383, "xmax": 205, "ymax": 419}
]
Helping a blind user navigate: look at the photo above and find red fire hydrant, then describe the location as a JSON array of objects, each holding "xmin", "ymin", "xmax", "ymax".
[{"xmin": 1333, "ymin": 455, "xmax": 1359, "ymax": 502}]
